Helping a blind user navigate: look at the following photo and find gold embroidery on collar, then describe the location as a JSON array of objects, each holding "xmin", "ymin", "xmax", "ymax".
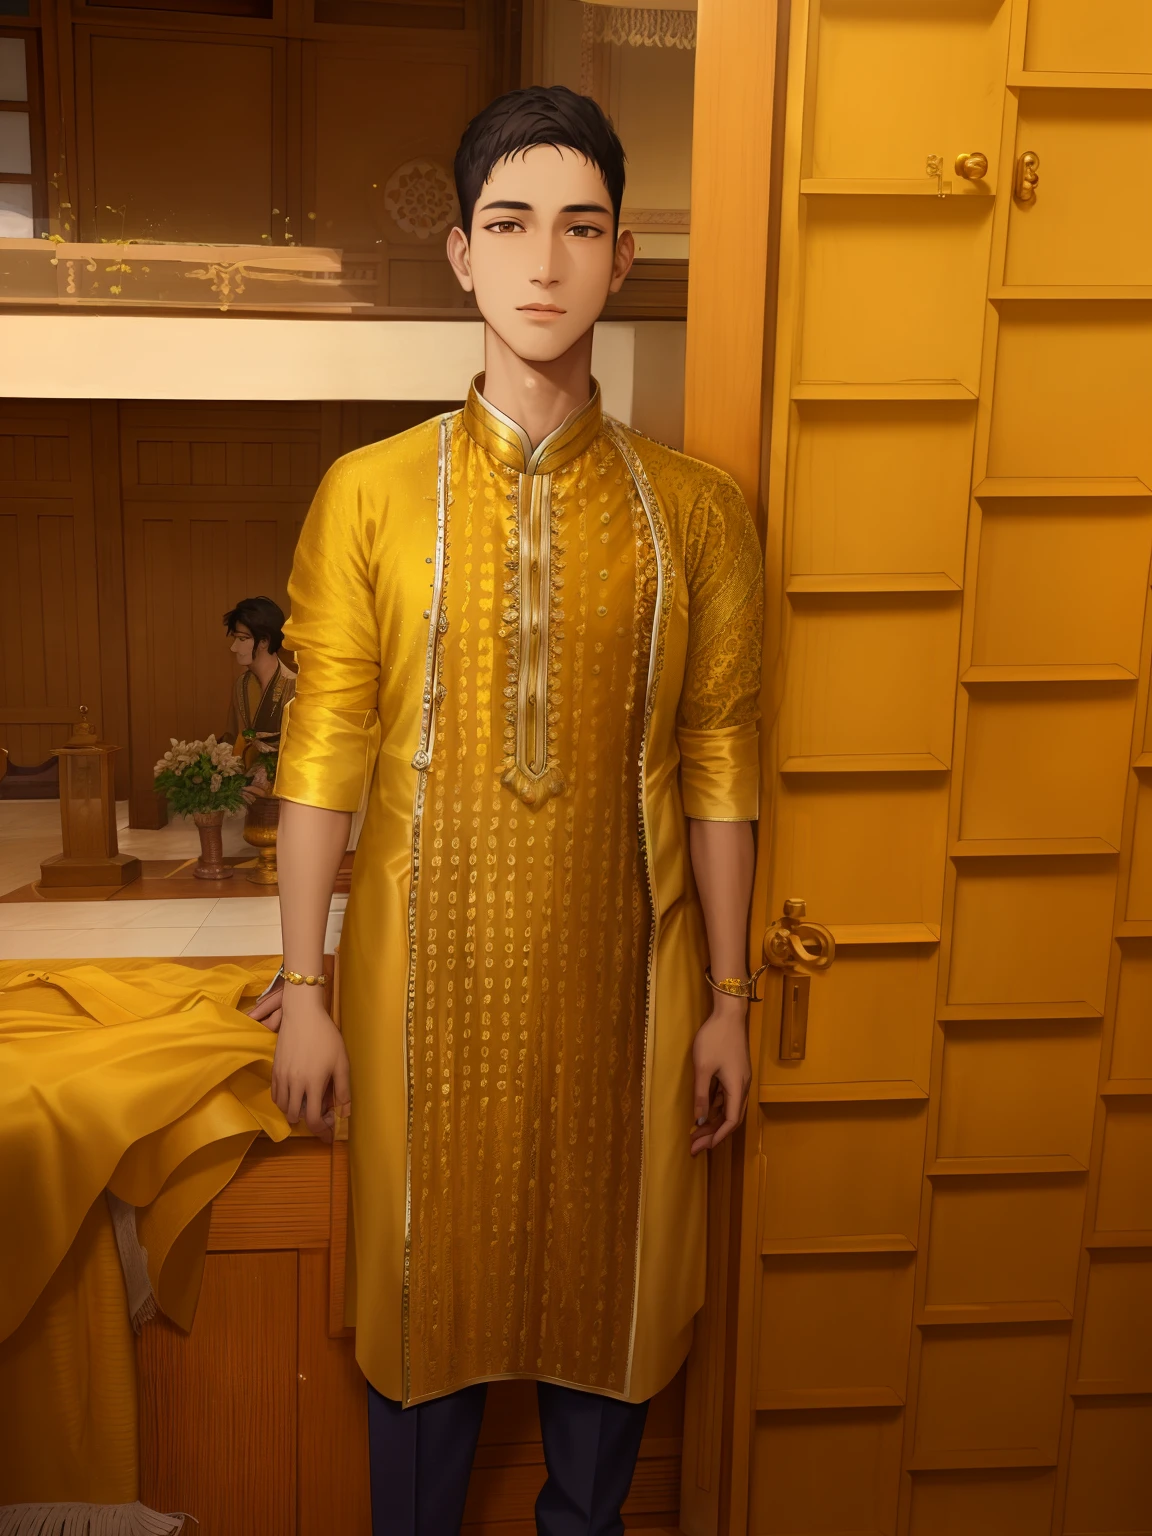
[{"xmin": 463, "ymin": 376, "xmax": 602, "ymax": 477}]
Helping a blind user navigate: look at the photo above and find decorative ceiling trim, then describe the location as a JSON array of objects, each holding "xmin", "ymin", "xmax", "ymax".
[{"xmin": 582, "ymin": 3, "xmax": 697, "ymax": 50}]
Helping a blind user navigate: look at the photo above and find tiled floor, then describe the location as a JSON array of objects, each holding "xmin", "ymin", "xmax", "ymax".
[
  {"xmin": 0, "ymin": 798, "xmax": 249, "ymax": 897},
  {"xmin": 0, "ymin": 892, "xmax": 344, "ymax": 961},
  {"xmin": 0, "ymin": 799, "xmax": 346, "ymax": 961}
]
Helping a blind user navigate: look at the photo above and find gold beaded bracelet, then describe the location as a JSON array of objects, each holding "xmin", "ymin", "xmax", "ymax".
[{"xmin": 283, "ymin": 969, "xmax": 327, "ymax": 988}]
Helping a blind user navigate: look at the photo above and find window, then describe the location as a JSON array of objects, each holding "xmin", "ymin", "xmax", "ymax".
[{"xmin": 0, "ymin": 33, "xmax": 34, "ymax": 236}]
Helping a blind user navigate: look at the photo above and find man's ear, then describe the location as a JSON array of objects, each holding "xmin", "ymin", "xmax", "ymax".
[
  {"xmin": 446, "ymin": 226, "xmax": 475, "ymax": 293},
  {"xmin": 608, "ymin": 228, "xmax": 635, "ymax": 295}
]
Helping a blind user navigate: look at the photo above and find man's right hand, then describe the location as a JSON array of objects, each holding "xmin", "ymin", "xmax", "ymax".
[{"xmin": 270, "ymin": 986, "xmax": 351, "ymax": 1144}]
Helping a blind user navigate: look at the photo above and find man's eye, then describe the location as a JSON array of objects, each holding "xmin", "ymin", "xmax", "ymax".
[
  {"xmin": 568, "ymin": 224, "xmax": 602, "ymax": 239},
  {"xmin": 485, "ymin": 220, "xmax": 522, "ymax": 234}
]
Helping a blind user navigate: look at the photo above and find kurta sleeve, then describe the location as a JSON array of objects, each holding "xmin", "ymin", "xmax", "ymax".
[
  {"xmin": 677, "ymin": 472, "xmax": 764, "ymax": 821},
  {"xmin": 275, "ymin": 461, "xmax": 381, "ymax": 812}
]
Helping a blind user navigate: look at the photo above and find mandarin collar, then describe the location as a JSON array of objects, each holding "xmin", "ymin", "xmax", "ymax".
[{"xmin": 462, "ymin": 375, "xmax": 602, "ymax": 476}]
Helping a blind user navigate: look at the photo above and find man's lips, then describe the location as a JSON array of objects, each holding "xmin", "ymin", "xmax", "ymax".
[{"xmin": 518, "ymin": 304, "xmax": 566, "ymax": 315}]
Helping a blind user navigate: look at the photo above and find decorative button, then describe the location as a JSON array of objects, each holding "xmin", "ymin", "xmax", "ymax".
[
  {"xmin": 423, "ymin": 609, "xmax": 431, "ymax": 619},
  {"xmin": 412, "ymin": 748, "xmax": 431, "ymax": 770},
  {"xmin": 599, "ymin": 569, "xmax": 608, "ymax": 580},
  {"xmin": 425, "ymin": 556, "xmax": 433, "ymax": 564},
  {"xmin": 596, "ymin": 605, "xmax": 607, "ymax": 616}
]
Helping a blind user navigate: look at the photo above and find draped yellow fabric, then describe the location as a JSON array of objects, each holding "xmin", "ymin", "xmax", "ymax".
[
  {"xmin": 277, "ymin": 385, "xmax": 764, "ymax": 1404},
  {"xmin": 0, "ymin": 958, "xmax": 287, "ymax": 1504}
]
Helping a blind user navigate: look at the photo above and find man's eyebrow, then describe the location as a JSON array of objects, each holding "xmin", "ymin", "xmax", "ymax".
[{"xmin": 477, "ymin": 200, "xmax": 612, "ymax": 216}]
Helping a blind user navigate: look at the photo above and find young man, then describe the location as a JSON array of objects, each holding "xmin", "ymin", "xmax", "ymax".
[
  {"xmin": 264, "ymin": 86, "xmax": 763, "ymax": 1535},
  {"xmin": 222, "ymin": 596, "xmax": 296, "ymax": 785}
]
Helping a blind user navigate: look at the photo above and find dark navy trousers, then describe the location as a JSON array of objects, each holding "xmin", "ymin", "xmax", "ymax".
[{"xmin": 367, "ymin": 1379, "xmax": 650, "ymax": 1536}]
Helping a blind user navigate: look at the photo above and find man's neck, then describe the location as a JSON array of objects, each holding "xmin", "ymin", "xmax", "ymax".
[
  {"xmin": 480, "ymin": 326, "xmax": 595, "ymax": 451},
  {"xmin": 249, "ymin": 651, "xmax": 279, "ymax": 689}
]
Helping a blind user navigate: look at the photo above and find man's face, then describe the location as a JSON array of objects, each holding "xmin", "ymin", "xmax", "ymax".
[
  {"xmin": 446, "ymin": 145, "xmax": 634, "ymax": 363},
  {"xmin": 230, "ymin": 625, "xmax": 259, "ymax": 667}
]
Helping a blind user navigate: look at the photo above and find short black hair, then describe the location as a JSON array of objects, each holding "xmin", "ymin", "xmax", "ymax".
[
  {"xmin": 454, "ymin": 85, "xmax": 626, "ymax": 238},
  {"xmin": 223, "ymin": 596, "xmax": 285, "ymax": 655}
]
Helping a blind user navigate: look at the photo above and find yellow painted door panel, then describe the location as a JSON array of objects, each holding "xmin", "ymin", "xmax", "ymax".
[{"xmin": 732, "ymin": 0, "xmax": 1152, "ymax": 1532}]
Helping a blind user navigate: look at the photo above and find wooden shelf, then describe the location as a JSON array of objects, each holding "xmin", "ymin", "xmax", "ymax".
[
  {"xmin": 800, "ymin": 177, "xmax": 991, "ymax": 199},
  {"xmin": 760, "ymin": 1080, "xmax": 928, "ymax": 1104},
  {"xmin": 1086, "ymin": 1230, "xmax": 1152, "ymax": 1250},
  {"xmin": 756, "ymin": 1386, "xmax": 904, "ymax": 1411},
  {"xmin": 787, "ymin": 572, "xmax": 961, "ymax": 595},
  {"xmin": 919, "ymin": 1301, "xmax": 1072, "ymax": 1326},
  {"xmin": 1115, "ymin": 921, "xmax": 1152, "ymax": 939},
  {"xmin": 991, "ymin": 286, "xmax": 1152, "ymax": 301},
  {"xmin": 829, "ymin": 923, "xmax": 941, "ymax": 946},
  {"xmin": 780, "ymin": 753, "xmax": 949, "ymax": 774},
  {"xmin": 974, "ymin": 476, "xmax": 1152, "ymax": 498},
  {"xmin": 962, "ymin": 664, "xmax": 1137, "ymax": 684},
  {"xmin": 1132, "ymin": 753, "xmax": 1152, "ymax": 770},
  {"xmin": 1010, "ymin": 69, "xmax": 1152, "ymax": 90},
  {"xmin": 939, "ymin": 1001, "xmax": 1102, "ymax": 1022},
  {"xmin": 762, "ymin": 1234, "xmax": 916, "ymax": 1257},
  {"xmin": 1072, "ymin": 1380, "xmax": 1152, "ymax": 1397},
  {"xmin": 950, "ymin": 837, "xmax": 1118, "ymax": 858},
  {"xmin": 928, "ymin": 1155, "xmax": 1086, "ymax": 1177},
  {"xmin": 792, "ymin": 381, "xmax": 976, "ymax": 402},
  {"xmin": 909, "ymin": 1448, "xmax": 1057, "ymax": 1472},
  {"xmin": 1100, "ymin": 1079, "xmax": 1152, "ymax": 1097}
]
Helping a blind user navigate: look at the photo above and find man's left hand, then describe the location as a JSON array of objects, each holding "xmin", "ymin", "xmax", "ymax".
[{"xmin": 689, "ymin": 1001, "xmax": 752, "ymax": 1156}]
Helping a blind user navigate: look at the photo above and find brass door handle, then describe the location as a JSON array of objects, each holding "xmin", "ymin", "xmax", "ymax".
[
  {"xmin": 759, "ymin": 899, "xmax": 835, "ymax": 1063},
  {"xmin": 1014, "ymin": 150, "xmax": 1040, "ymax": 204},
  {"xmin": 955, "ymin": 151, "xmax": 988, "ymax": 181},
  {"xmin": 762, "ymin": 897, "xmax": 836, "ymax": 975}
]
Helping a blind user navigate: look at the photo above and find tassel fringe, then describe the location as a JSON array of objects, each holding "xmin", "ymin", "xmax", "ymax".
[{"xmin": 0, "ymin": 1504, "xmax": 188, "ymax": 1536}]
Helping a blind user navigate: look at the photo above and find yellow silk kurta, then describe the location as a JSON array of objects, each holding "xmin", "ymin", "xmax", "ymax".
[{"xmin": 277, "ymin": 380, "xmax": 762, "ymax": 1405}]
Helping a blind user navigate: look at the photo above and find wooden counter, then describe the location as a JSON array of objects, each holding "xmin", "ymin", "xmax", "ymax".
[{"xmin": 135, "ymin": 963, "xmax": 684, "ymax": 1533}]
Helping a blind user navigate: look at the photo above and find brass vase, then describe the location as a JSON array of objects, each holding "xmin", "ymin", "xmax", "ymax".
[
  {"xmin": 192, "ymin": 809, "xmax": 233, "ymax": 880},
  {"xmin": 243, "ymin": 793, "xmax": 280, "ymax": 886}
]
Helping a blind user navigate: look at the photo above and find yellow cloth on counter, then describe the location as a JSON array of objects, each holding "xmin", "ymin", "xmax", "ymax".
[{"xmin": 0, "ymin": 958, "xmax": 287, "ymax": 1505}]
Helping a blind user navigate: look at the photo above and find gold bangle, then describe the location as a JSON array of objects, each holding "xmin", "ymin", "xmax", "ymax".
[
  {"xmin": 283, "ymin": 970, "xmax": 326, "ymax": 987},
  {"xmin": 706, "ymin": 969, "xmax": 753, "ymax": 999},
  {"xmin": 705, "ymin": 965, "xmax": 767, "ymax": 1003}
]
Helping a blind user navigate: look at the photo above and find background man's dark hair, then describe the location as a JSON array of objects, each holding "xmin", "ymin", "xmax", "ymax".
[
  {"xmin": 454, "ymin": 85, "xmax": 626, "ymax": 239},
  {"xmin": 223, "ymin": 596, "xmax": 285, "ymax": 655}
]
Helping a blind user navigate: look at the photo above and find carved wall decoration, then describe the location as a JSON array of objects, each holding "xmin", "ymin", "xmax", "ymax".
[{"xmin": 382, "ymin": 157, "xmax": 458, "ymax": 239}]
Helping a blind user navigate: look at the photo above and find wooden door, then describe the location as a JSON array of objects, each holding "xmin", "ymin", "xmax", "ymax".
[{"xmin": 726, "ymin": 1, "xmax": 1152, "ymax": 1532}]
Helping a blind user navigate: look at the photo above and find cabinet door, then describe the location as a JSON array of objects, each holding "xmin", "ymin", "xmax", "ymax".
[{"xmin": 733, "ymin": 1, "xmax": 1152, "ymax": 1532}]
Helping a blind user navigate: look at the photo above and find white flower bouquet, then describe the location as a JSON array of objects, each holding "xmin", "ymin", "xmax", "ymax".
[{"xmin": 153, "ymin": 735, "xmax": 250, "ymax": 817}]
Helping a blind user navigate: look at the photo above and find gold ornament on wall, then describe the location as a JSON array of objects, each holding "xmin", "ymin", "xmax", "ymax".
[{"xmin": 383, "ymin": 160, "xmax": 459, "ymax": 240}]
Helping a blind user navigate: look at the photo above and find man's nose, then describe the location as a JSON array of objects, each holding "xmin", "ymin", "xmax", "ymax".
[{"xmin": 530, "ymin": 235, "xmax": 562, "ymax": 287}]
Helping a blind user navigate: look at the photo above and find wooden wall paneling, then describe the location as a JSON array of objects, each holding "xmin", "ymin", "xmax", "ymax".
[
  {"xmin": 300, "ymin": 39, "xmax": 480, "ymax": 306},
  {"xmin": 0, "ymin": 401, "xmax": 102, "ymax": 768},
  {"xmin": 72, "ymin": 26, "xmax": 286, "ymax": 243},
  {"xmin": 137, "ymin": 1249, "xmax": 299, "ymax": 1535},
  {"xmin": 119, "ymin": 401, "xmax": 322, "ymax": 825},
  {"xmin": 683, "ymin": 0, "xmax": 777, "ymax": 515},
  {"xmin": 90, "ymin": 399, "xmax": 130, "ymax": 797},
  {"xmin": 679, "ymin": 3, "xmax": 780, "ymax": 1535}
]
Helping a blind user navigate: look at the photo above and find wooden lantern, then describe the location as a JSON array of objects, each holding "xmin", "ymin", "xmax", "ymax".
[{"xmin": 39, "ymin": 707, "xmax": 141, "ymax": 890}]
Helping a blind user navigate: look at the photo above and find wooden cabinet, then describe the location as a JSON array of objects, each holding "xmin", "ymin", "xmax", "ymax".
[{"xmin": 136, "ymin": 1135, "xmax": 684, "ymax": 1534}]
